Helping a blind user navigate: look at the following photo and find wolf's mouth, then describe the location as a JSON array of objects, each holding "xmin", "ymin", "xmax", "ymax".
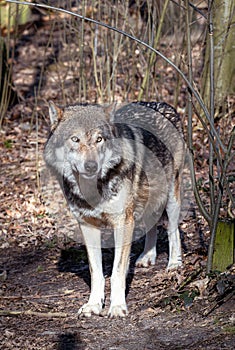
[
  {"xmin": 80, "ymin": 172, "xmax": 98, "ymax": 180},
  {"xmin": 72, "ymin": 163, "xmax": 99, "ymax": 180}
]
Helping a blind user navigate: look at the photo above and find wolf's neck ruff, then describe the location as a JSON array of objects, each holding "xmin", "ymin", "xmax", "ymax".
[{"xmin": 64, "ymin": 153, "xmax": 135, "ymax": 218}]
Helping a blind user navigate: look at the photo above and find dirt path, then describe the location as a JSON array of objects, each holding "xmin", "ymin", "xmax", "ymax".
[{"xmin": 0, "ymin": 241, "xmax": 235, "ymax": 349}]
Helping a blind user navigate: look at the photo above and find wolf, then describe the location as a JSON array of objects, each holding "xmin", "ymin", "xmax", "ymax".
[{"xmin": 44, "ymin": 101, "xmax": 186, "ymax": 317}]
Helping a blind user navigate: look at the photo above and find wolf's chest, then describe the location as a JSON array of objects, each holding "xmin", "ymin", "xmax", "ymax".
[{"xmin": 67, "ymin": 177, "xmax": 131, "ymax": 223}]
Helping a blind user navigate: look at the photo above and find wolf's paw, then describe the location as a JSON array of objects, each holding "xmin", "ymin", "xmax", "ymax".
[
  {"xmin": 135, "ymin": 251, "xmax": 156, "ymax": 268},
  {"xmin": 167, "ymin": 260, "xmax": 182, "ymax": 271},
  {"xmin": 108, "ymin": 304, "xmax": 128, "ymax": 318},
  {"xmin": 78, "ymin": 303, "xmax": 103, "ymax": 317}
]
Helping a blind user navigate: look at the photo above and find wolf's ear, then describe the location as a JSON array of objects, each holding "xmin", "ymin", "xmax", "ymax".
[
  {"xmin": 103, "ymin": 102, "xmax": 117, "ymax": 123},
  {"xmin": 48, "ymin": 101, "xmax": 63, "ymax": 130}
]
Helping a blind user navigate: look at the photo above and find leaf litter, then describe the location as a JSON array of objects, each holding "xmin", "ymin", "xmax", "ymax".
[{"xmin": 0, "ymin": 7, "xmax": 234, "ymax": 350}]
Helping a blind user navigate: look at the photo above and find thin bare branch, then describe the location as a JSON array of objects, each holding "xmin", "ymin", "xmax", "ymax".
[
  {"xmin": 185, "ymin": 0, "xmax": 211, "ymax": 223},
  {"xmin": 208, "ymin": 0, "xmax": 215, "ymax": 217},
  {"xmin": 138, "ymin": 0, "xmax": 170, "ymax": 100}
]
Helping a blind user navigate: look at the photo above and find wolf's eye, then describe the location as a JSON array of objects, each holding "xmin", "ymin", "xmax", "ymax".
[
  {"xmin": 71, "ymin": 136, "xmax": 80, "ymax": 143},
  {"xmin": 96, "ymin": 136, "xmax": 103, "ymax": 143}
]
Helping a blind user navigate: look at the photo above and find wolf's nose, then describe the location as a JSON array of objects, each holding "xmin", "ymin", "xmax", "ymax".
[{"xmin": 84, "ymin": 160, "xmax": 98, "ymax": 174}]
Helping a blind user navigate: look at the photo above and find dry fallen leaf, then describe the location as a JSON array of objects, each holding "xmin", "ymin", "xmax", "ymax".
[{"xmin": 190, "ymin": 277, "xmax": 210, "ymax": 297}]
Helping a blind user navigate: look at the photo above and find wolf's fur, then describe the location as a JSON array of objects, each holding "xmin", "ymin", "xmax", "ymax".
[{"xmin": 44, "ymin": 101, "xmax": 185, "ymax": 317}]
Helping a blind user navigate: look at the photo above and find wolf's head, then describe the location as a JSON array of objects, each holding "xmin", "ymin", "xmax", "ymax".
[{"xmin": 44, "ymin": 101, "xmax": 121, "ymax": 180}]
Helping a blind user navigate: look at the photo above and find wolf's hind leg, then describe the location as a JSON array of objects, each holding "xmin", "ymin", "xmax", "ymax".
[
  {"xmin": 78, "ymin": 224, "xmax": 105, "ymax": 317},
  {"xmin": 135, "ymin": 226, "xmax": 157, "ymax": 267},
  {"xmin": 166, "ymin": 180, "xmax": 182, "ymax": 270}
]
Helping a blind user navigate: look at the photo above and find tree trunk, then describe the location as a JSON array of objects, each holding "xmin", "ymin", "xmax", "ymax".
[
  {"xmin": 0, "ymin": 2, "xmax": 31, "ymax": 123},
  {"xmin": 212, "ymin": 219, "xmax": 234, "ymax": 272},
  {"xmin": 202, "ymin": 0, "xmax": 235, "ymax": 114},
  {"xmin": 0, "ymin": 37, "xmax": 16, "ymax": 123}
]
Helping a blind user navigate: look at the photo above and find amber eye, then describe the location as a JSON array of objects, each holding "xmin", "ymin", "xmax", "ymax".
[
  {"xmin": 96, "ymin": 136, "xmax": 103, "ymax": 143},
  {"xmin": 71, "ymin": 136, "xmax": 80, "ymax": 143}
]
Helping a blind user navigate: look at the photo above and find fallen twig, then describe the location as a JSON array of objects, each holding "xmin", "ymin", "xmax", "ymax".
[
  {"xmin": 0, "ymin": 290, "xmax": 77, "ymax": 300},
  {"xmin": 177, "ymin": 267, "xmax": 203, "ymax": 291},
  {"xmin": 0, "ymin": 309, "xmax": 68, "ymax": 318},
  {"xmin": 203, "ymin": 289, "xmax": 235, "ymax": 317}
]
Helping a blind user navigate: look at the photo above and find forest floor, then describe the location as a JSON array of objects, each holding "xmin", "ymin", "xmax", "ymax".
[{"xmin": 0, "ymin": 7, "xmax": 235, "ymax": 350}]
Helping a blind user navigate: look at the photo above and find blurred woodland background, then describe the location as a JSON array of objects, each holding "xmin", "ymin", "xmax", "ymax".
[{"xmin": 0, "ymin": 1, "xmax": 235, "ymax": 349}]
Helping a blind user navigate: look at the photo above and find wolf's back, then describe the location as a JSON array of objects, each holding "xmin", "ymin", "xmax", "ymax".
[
  {"xmin": 114, "ymin": 102, "xmax": 185, "ymax": 167},
  {"xmin": 134, "ymin": 101, "xmax": 183, "ymax": 133}
]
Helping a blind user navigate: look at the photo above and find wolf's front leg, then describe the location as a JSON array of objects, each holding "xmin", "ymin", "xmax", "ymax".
[
  {"xmin": 109, "ymin": 209, "xmax": 134, "ymax": 317},
  {"xmin": 78, "ymin": 224, "xmax": 105, "ymax": 317}
]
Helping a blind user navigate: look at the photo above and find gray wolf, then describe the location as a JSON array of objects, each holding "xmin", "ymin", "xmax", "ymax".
[{"xmin": 44, "ymin": 101, "xmax": 185, "ymax": 317}]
